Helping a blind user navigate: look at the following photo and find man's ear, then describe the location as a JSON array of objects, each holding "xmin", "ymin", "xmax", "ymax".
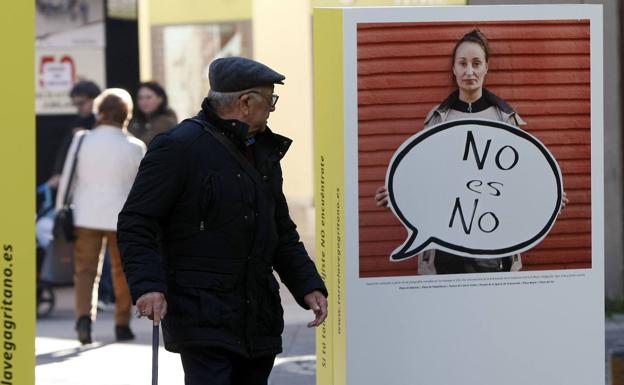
[{"xmin": 239, "ymin": 93, "xmax": 251, "ymax": 115}]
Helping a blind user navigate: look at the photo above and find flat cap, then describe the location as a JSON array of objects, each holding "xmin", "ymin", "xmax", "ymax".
[{"xmin": 209, "ymin": 56, "xmax": 285, "ymax": 92}]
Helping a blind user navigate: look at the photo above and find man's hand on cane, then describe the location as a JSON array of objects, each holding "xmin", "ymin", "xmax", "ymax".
[{"xmin": 136, "ymin": 292, "xmax": 168, "ymax": 325}]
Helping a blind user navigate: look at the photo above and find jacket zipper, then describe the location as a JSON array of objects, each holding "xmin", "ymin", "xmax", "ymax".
[{"xmin": 468, "ymin": 102, "xmax": 472, "ymax": 113}]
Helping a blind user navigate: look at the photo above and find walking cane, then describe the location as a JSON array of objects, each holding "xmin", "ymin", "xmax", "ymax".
[{"xmin": 152, "ymin": 321, "xmax": 159, "ymax": 385}]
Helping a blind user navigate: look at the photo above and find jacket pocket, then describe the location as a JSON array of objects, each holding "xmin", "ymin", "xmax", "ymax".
[
  {"xmin": 258, "ymin": 275, "xmax": 284, "ymax": 336},
  {"xmin": 170, "ymin": 270, "xmax": 238, "ymax": 326},
  {"xmin": 199, "ymin": 175, "xmax": 218, "ymax": 230},
  {"xmin": 200, "ymin": 175, "xmax": 216, "ymax": 212},
  {"xmin": 198, "ymin": 171, "xmax": 245, "ymax": 230}
]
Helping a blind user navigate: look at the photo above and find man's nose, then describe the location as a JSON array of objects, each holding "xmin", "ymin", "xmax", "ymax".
[{"xmin": 269, "ymin": 105, "xmax": 276, "ymax": 113}]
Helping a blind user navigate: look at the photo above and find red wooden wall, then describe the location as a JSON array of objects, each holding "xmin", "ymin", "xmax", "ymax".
[{"xmin": 357, "ymin": 20, "xmax": 591, "ymax": 277}]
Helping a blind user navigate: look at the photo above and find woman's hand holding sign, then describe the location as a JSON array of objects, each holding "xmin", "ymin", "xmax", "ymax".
[{"xmin": 375, "ymin": 186, "xmax": 389, "ymax": 208}]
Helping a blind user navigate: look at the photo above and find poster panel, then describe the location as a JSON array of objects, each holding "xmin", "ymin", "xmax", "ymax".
[
  {"xmin": 0, "ymin": 2, "xmax": 35, "ymax": 384},
  {"xmin": 314, "ymin": 4, "xmax": 603, "ymax": 385},
  {"xmin": 314, "ymin": 9, "xmax": 344, "ymax": 385}
]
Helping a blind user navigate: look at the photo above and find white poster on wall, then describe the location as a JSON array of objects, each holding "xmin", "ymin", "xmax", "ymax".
[
  {"xmin": 35, "ymin": 48, "xmax": 106, "ymax": 115},
  {"xmin": 333, "ymin": 4, "xmax": 602, "ymax": 385}
]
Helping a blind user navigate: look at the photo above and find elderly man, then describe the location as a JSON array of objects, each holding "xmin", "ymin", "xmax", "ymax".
[{"xmin": 117, "ymin": 57, "xmax": 328, "ymax": 385}]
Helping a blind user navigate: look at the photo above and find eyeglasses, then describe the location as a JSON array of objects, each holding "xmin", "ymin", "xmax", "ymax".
[{"xmin": 246, "ymin": 91, "xmax": 279, "ymax": 108}]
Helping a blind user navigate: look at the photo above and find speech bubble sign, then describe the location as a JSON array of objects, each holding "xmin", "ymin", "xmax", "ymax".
[{"xmin": 386, "ymin": 119, "xmax": 563, "ymax": 261}]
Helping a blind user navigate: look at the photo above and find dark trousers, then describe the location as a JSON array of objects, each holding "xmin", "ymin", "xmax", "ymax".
[
  {"xmin": 98, "ymin": 249, "xmax": 115, "ymax": 303},
  {"xmin": 180, "ymin": 347, "xmax": 275, "ymax": 385}
]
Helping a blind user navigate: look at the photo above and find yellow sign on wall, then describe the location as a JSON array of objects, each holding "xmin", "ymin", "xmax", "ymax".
[
  {"xmin": 313, "ymin": 8, "xmax": 346, "ymax": 385},
  {"xmin": 150, "ymin": 0, "xmax": 465, "ymax": 26},
  {"xmin": 150, "ymin": 0, "xmax": 252, "ymax": 25},
  {"xmin": 0, "ymin": 2, "xmax": 35, "ymax": 385}
]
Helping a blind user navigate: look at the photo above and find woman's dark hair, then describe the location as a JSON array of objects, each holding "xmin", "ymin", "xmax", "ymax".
[
  {"xmin": 452, "ymin": 28, "xmax": 490, "ymax": 64},
  {"xmin": 134, "ymin": 80, "xmax": 169, "ymax": 121},
  {"xmin": 70, "ymin": 80, "xmax": 101, "ymax": 99}
]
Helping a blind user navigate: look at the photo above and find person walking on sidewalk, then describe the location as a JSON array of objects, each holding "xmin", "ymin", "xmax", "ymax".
[
  {"xmin": 118, "ymin": 57, "xmax": 328, "ymax": 385},
  {"xmin": 128, "ymin": 80, "xmax": 178, "ymax": 146},
  {"xmin": 49, "ymin": 81, "xmax": 118, "ymax": 309},
  {"xmin": 48, "ymin": 80, "xmax": 101, "ymax": 189},
  {"xmin": 56, "ymin": 88, "xmax": 146, "ymax": 344}
]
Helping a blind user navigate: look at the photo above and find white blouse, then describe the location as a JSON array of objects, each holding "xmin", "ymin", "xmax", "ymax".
[{"xmin": 55, "ymin": 125, "xmax": 146, "ymax": 231}]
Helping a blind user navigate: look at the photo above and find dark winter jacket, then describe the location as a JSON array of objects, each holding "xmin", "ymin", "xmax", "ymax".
[{"xmin": 117, "ymin": 103, "xmax": 327, "ymax": 357}]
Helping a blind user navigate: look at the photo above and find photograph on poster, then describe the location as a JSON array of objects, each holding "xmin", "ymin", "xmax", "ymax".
[{"xmin": 358, "ymin": 20, "xmax": 591, "ymax": 277}]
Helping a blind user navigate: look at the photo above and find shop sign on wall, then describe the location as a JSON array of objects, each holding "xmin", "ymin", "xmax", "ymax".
[{"xmin": 35, "ymin": 49, "xmax": 105, "ymax": 114}]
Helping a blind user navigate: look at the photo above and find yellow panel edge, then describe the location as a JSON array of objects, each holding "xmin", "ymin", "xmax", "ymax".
[
  {"xmin": 150, "ymin": 0, "xmax": 253, "ymax": 25},
  {"xmin": 313, "ymin": 7, "xmax": 346, "ymax": 385},
  {"xmin": 0, "ymin": 2, "xmax": 36, "ymax": 385}
]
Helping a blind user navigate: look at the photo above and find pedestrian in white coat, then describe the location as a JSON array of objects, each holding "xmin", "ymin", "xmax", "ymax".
[{"xmin": 56, "ymin": 88, "xmax": 146, "ymax": 344}]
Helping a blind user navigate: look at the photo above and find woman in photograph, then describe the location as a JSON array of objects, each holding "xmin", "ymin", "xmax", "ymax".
[
  {"xmin": 375, "ymin": 28, "xmax": 566, "ymax": 275},
  {"xmin": 56, "ymin": 88, "xmax": 146, "ymax": 344},
  {"xmin": 128, "ymin": 81, "xmax": 178, "ymax": 145}
]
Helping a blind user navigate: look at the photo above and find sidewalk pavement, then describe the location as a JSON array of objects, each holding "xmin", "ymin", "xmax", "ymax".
[
  {"xmin": 36, "ymin": 284, "xmax": 316, "ymax": 385},
  {"xmin": 38, "ymin": 285, "xmax": 624, "ymax": 385}
]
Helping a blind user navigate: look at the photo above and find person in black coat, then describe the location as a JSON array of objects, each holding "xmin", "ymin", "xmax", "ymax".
[
  {"xmin": 48, "ymin": 80, "xmax": 101, "ymax": 188},
  {"xmin": 117, "ymin": 57, "xmax": 328, "ymax": 385}
]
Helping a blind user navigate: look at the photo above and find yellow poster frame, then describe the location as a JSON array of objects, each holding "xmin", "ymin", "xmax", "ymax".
[{"xmin": 0, "ymin": 2, "xmax": 35, "ymax": 385}]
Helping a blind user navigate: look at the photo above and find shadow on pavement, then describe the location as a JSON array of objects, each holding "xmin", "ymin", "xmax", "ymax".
[{"xmin": 37, "ymin": 341, "xmax": 115, "ymax": 366}]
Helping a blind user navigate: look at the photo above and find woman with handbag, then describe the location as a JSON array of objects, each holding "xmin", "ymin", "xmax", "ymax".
[{"xmin": 56, "ymin": 88, "xmax": 146, "ymax": 344}]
